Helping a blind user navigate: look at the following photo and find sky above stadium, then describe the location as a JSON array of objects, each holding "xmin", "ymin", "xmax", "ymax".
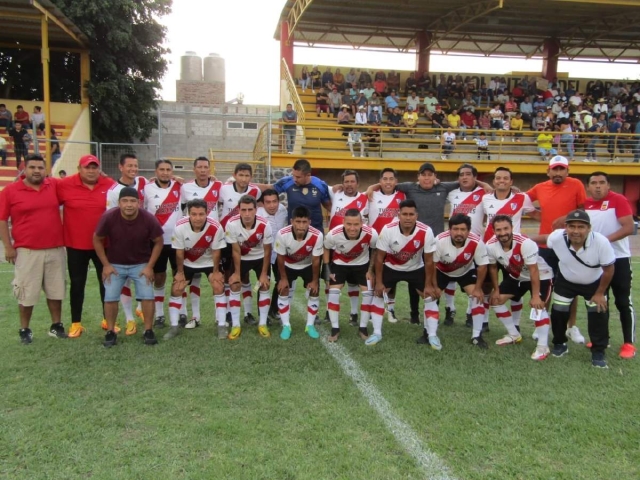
[{"xmin": 159, "ymin": 0, "xmax": 640, "ymax": 106}]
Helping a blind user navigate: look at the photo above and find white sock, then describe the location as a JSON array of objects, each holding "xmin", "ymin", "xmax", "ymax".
[
  {"xmin": 424, "ymin": 299, "xmax": 439, "ymax": 336},
  {"xmin": 168, "ymin": 295, "xmax": 181, "ymax": 327},
  {"xmin": 370, "ymin": 295, "xmax": 384, "ymax": 336},
  {"xmin": 154, "ymin": 286, "xmax": 165, "ymax": 318},
  {"xmin": 242, "ymin": 283, "xmax": 253, "ymax": 316},
  {"xmin": 306, "ymin": 296, "xmax": 319, "ymax": 326},
  {"xmin": 511, "ymin": 298, "xmax": 523, "ymax": 327},
  {"xmin": 214, "ymin": 294, "xmax": 227, "ymax": 326},
  {"xmin": 347, "ymin": 283, "xmax": 359, "ymax": 315},
  {"xmin": 120, "ymin": 283, "xmax": 134, "ymax": 321},
  {"xmin": 327, "ymin": 288, "xmax": 341, "ymax": 329},
  {"xmin": 229, "ymin": 291, "xmax": 241, "ymax": 327},
  {"xmin": 190, "ymin": 276, "xmax": 201, "ymax": 320},
  {"xmin": 535, "ymin": 312, "xmax": 551, "ymax": 347},
  {"xmin": 361, "ymin": 290, "xmax": 373, "ymax": 327},
  {"xmin": 493, "ymin": 303, "xmax": 520, "ymax": 336},
  {"xmin": 258, "ymin": 290, "xmax": 270, "ymax": 326},
  {"xmin": 278, "ymin": 295, "xmax": 291, "ymax": 327},
  {"xmin": 471, "ymin": 297, "xmax": 485, "ymax": 338},
  {"xmin": 444, "ymin": 281, "xmax": 456, "ymax": 310}
]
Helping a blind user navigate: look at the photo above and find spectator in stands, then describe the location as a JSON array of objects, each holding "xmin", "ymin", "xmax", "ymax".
[
  {"xmin": 373, "ymin": 76, "xmax": 387, "ymax": 96},
  {"xmin": 531, "ymin": 110, "xmax": 545, "ymax": 131},
  {"xmin": 633, "ymin": 120, "xmax": 640, "ymax": 163},
  {"xmin": 374, "ymin": 70, "xmax": 386, "ymax": 82},
  {"xmin": 405, "ymin": 72, "xmax": 417, "ymax": 96},
  {"xmin": 511, "ymin": 112, "xmax": 524, "ymax": 142},
  {"xmin": 504, "ymin": 95, "xmax": 518, "ymax": 119},
  {"xmin": 50, "ymin": 128, "xmax": 61, "ymax": 166},
  {"xmin": 347, "ymin": 128, "xmax": 365, "ymax": 158},
  {"xmin": 423, "ymin": 91, "xmax": 438, "ymax": 118},
  {"xmin": 328, "ymin": 86, "xmax": 342, "ymax": 116},
  {"xmin": 362, "ymin": 82, "xmax": 375, "ymax": 100},
  {"xmin": 487, "ymin": 76, "xmax": 498, "ymax": 102},
  {"xmin": 353, "ymin": 90, "xmax": 368, "ymax": 115},
  {"xmin": 557, "ymin": 104, "xmax": 571, "ymax": 121},
  {"xmin": 355, "ymin": 105, "xmax": 368, "ymax": 126},
  {"xmin": 543, "ymin": 88, "xmax": 555, "ymax": 107},
  {"xmin": 544, "ymin": 106, "xmax": 555, "ymax": 126},
  {"xmin": 0, "ymin": 134, "xmax": 6, "ymax": 166},
  {"xmin": 489, "ymin": 103, "xmax": 504, "ymax": 131},
  {"xmin": 448, "ymin": 92, "xmax": 463, "ymax": 113},
  {"xmin": 520, "ymin": 96, "xmax": 533, "ymax": 122},
  {"xmin": 59, "ymin": 170, "xmax": 67, "ymax": 178},
  {"xmin": 533, "ymin": 95, "xmax": 546, "ymax": 114},
  {"xmin": 461, "ymin": 93, "xmax": 477, "ymax": 113},
  {"xmin": 477, "ymin": 83, "xmax": 489, "ymax": 107},
  {"xmin": 384, "ymin": 90, "xmax": 399, "ymax": 114},
  {"xmin": 322, "ymin": 67, "xmax": 334, "ymax": 90},
  {"xmin": 584, "ymin": 123, "xmax": 602, "ymax": 163},
  {"xmin": 580, "ymin": 109, "xmax": 593, "ymax": 131},
  {"xmin": 387, "ymin": 106, "xmax": 402, "ymax": 138},
  {"xmin": 460, "ymin": 108, "xmax": 478, "ymax": 140},
  {"xmin": 387, "ymin": 70, "xmax": 400, "ymax": 92},
  {"xmin": 337, "ymin": 105, "xmax": 352, "ymax": 129},
  {"xmin": 0, "ymin": 104, "xmax": 12, "ymax": 128},
  {"xmin": 431, "ymin": 105, "xmax": 447, "ymax": 136},
  {"xmin": 333, "ymin": 68, "xmax": 344, "ymax": 92},
  {"xmin": 606, "ymin": 115, "xmax": 622, "ymax": 161},
  {"xmin": 309, "ymin": 66, "xmax": 321, "ymax": 91},
  {"xmin": 14, "ymin": 106, "xmax": 29, "ymax": 128},
  {"xmin": 315, "ymin": 87, "xmax": 330, "ymax": 116},
  {"xmin": 625, "ymin": 107, "xmax": 639, "ymax": 131},
  {"xmin": 569, "ymin": 92, "xmax": 583, "ymax": 110},
  {"xmin": 299, "ymin": 66, "xmax": 310, "ymax": 92},
  {"xmin": 478, "ymin": 110, "xmax": 491, "ymax": 131},
  {"xmin": 496, "ymin": 90, "xmax": 509, "ymax": 106},
  {"xmin": 441, "ymin": 127, "xmax": 456, "ymax": 159},
  {"xmin": 512, "ymin": 82, "xmax": 525, "ymax": 101},
  {"xmin": 537, "ymin": 126, "xmax": 557, "ymax": 160},
  {"xmin": 593, "ymin": 98, "xmax": 608, "ymax": 116},
  {"xmin": 341, "ymin": 87, "xmax": 355, "ymax": 114},
  {"xmin": 475, "ymin": 132, "xmax": 490, "ymax": 160},
  {"xmin": 282, "ymin": 103, "xmax": 297, "ymax": 154},
  {"xmin": 368, "ymin": 92, "xmax": 381, "ymax": 117},
  {"xmin": 403, "ymin": 105, "xmax": 418, "ymax": 137},
  {"xmin": 358, "ymin": 69, "xmax": 372, "ymax": 89},
  {"xmin": 447, "ymin": 108, "xmax": 461, "ymax": 131},
  {"xmin": 436, "ymin": 80, "xmax": 448, "ymax": 102},
  {"xmin": 346, "ymin": 68, "xmax": 357, "ymax": 88},
  {"xmin": 9, "ymin": 122, "xmax": 30, "ymax": 170},
  {"xmin": 368, "ymin": 106, "xmax": 382, "ymax": 148},
  {"xmin": 406, "ymin": 90, "xmax": 420, "ymax": 112},
  {"xmin": 31, "ymin": 106, "xmax": 45, "ymax": 132},
  {"xmin": 417, "ymin": 72, "xmax": 431, "ymax": 96}
]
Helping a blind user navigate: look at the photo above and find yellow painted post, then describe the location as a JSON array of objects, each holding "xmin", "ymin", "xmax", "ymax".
[
  {"xmin": 80, "ymin": 52, "xmax": 90, "ymax": 107},
  {"xmin": 41, "ymin": 15, "xmax": 51, "ymax": 171}
]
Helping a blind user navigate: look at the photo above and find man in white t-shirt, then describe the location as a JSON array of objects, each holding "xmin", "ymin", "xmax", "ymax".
[{"xmin": 440, "ymin": 127, "xmax": 456, "ymax": 160}]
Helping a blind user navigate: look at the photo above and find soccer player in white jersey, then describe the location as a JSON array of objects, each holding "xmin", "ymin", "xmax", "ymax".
[
  {"xmin": 179, "ymin": 157, "xmax": 223, "ymax": 328},
  {"xmin": 274, "ymin": 206, "xmax": 324, "ymax": 340},
  {"xmin": 225, "ymin": 195, "xmax": 273, "ymax": 339},
  {"xmin": 486, "ymin": 215, "xmax": 554, "ymax": 360},
  {"xmin": 218, "ymin": 163, "xmax": 262, "ymax": 326},
  {"xmin": 104, "ymin": 153, "xmax": 148, "ymax": 334},
  {"xmin": 368, "ymin": 167, "xmax": 406, "ymax": 323},
  {"xmin": 443, "ymin": 163, "xmax": 486, "ymax": 327},
  {"xmin": 165, "ymin": 199, "xmax": 226, "ymax": 340},
  {"xmin": 432, "ymin": 214, "xmax": 489, "ymax": 349},
  {"xmin": 328, "ymin": 170, "xmax": 370, "ymax": 326},
  {"xmin": 324, "ymin": 209, "xmax": 378, "ymax": 342},
  {"xmin": 143, "ymin": 159, "xmax": 183, "ymax": 327},
  {"xmin": 373, "ymin": 200, "xmax": 437, "ymax": 346},
  {"xmin": 257, "ymin": 189, "xmax": 289, "ymax": 322}
]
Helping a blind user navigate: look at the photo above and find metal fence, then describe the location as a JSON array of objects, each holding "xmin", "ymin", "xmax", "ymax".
[
  {"xmin": 44, "ymin": 139, "xmax": 98, "ymax": 175},
  {"xmin": 99, "ymin": 143, "xmax": 159, "ymax": 179}
]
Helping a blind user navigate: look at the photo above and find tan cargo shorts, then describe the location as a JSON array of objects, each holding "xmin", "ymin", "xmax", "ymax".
[{"xmin": 12, "ymin": 247, "xmax": 66, "ymax": 307}]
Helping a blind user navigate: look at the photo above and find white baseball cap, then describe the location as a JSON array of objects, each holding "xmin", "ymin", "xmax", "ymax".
[{"xmin": 549, "ymin": 155, "xmax": 569, "ymax": 169}]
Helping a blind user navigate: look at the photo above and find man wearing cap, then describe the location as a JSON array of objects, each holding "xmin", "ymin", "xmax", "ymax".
[
  {"xmin": 542, "ymin": 210, "xmax": 615, "ymax": 368},
  {"xmin": 593, "ymin": 98, "xmax": 608, "ymax": 116},
  {"xmin": 282, "ymin": 103, "xmax": 297, "ymax": 154},
  {"xmin": 0, "ymin": 154, "xmax": 67, "ymax": 344},
  {"xmin": 57, "ymin": 154, "xmax": 116, "ymax": 338},
  {"xmin": 94, "ymin": 187, "xmax": 164, "ymax": 347}
]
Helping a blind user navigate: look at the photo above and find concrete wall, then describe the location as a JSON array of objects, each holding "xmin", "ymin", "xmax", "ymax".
[{"xmin": 176, "ymin": 80, "xmax": 225, "ymax": 105}]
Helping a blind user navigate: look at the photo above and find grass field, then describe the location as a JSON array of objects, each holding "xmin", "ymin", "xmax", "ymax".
[{"xmin": 1, "ymin": 263, "xmax": 639, "ymax": 480}]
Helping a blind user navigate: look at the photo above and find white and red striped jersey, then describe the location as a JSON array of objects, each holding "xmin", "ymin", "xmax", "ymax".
[
  {"xmin": 328, "ymin": 190, "xmax": 369, "ymax": 230},
  {"xmin": 171, "ymin": 217, "xmax": 226, "ymax": 269},
  {"xmin": 224, "ymin": 215, "xmax": 273, "ymax": 262},
  {"xmin": 434, "ymin": 231, "xmax": 488, "ymax": 277},
  {"xmin": 143, "ymin": 180, "xmax": 183, "ymax": 244},
  {"xmin": 181, "ymin": 179, "xmax": 223, "ymax": 222},
  {"xmin": 376, "ymin": 220, "xmax": 436, "ymax": 272},
  {"xmin": 368, "ymin": 190, "xmax": 406, "ymax": 234},
  {"xmin": 324, "ymin": 224, "xmax": 378, "ymax": 266},
  {"xmin": 584, "ymin": 191, "xmax": 633, "ymax": 258},
  {"xmin": 482, "ymin": 191, "xmax": 535, "ymax": 242},
  {"xmin": 218, "ymin": 182, "xmax": 261, "ymax": 228},
  {"xmin": 274, "ymin": 226, "xmax": 324, "ymax": 270},
  {"xmin": 106, "ymin": 177, "xmax": 147, "ymax": 209},
  {"xmin": 486, "ymin": 233, "xmax": 553, "ymax": 282},
  {"xmin": 447, "ymin": 186, "xmax": 485, "ymax": 236}
]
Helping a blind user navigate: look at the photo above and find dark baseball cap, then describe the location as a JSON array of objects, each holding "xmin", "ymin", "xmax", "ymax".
[
  {"xmin": 419, "ymin": 162, "xmax": 436, "ymax": 174},
  {"xmin": 565, "ymin": 209, "xmax": 590, "ymax": 225},
  {"xmin": 119, "ymin": 187, "xmax": 139, "ymax": 200}
]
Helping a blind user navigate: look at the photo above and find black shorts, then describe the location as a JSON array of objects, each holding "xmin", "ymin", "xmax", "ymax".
[
  {"xmin": 553, "ymin": 273, "xmax": 600, "ymax": 301},
  {"xmin": 436, "ymin": 268, "xmax": 478, "ymax": 290},
  {"xmin": 329, "ymin": 263, "xmax": 369, "ymax": 287},
  {"xmin": 220, "ymin": 245, "xmax": 233, "ymax": 273},
  {"xmin": 241, "ymin": 258, "xmax": 267, "ymax": 280},
  {"xmin": 154, "ymin": 244, "xmax": 177, "ymax": 274},
  {"xmin": 382, "ymin": 265, "xmax": 425, "ymax": 293},
  {"xmin": 184, "ymin": 265, "xmax": 213, "ymax": 283},
  {"xmin": 284, "ymin": 265, "xmax": 314, "ymax": 287},
  {"xmin": 538, "ymin": 247, "xmax": 559, "ymax": 276},
  {"xmin": 499, "ymin": 275, "xmax": 553, "ymax": 303}
]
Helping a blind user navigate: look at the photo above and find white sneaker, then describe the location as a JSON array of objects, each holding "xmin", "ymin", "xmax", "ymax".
[
  {"xmin": 185, "ymin": 318, "xmax": 200, "ymax": 329},
  {"xmin": 386, "ymin": 309, "xmax": 398, "ymax": 324},
  {"xmin": 495, "ymin": 334, "xmax": 523, "ymax": 346},
  {"xmin": 566, "ymin": 325, "xmax": 585, "ymax": 344},
  {"xmin": 531, "ymin": 346, "xmax": 550, "ymax": 361}
]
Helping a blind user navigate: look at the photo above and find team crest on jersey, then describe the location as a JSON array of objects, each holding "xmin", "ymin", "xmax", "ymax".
[
  {"xmin": 312, "ymin": 188, "xmax": 318, "ymax": 197},
  {"xmin": 302, "ymin": 188, "xmax": 308, "ymax": 195},
  {"xmin": 510, "ymin": 202, "xmax": 518, "ymax": 210},
  {"xmin": 173, "ymin": 191, "xmax": 179, "ymax": 198},
  {"xmin": 306, "ymin": 246, "xmax": 313, "ymax": 251},
  {"xmin": 601, "ymin": 201, "xmax": 609, "ymax": 210},
  {"xmin": 514, "ymin": 254, "xmax": 521, "ymax": 261},
  {"xmin": 413, "ymin": 240, "xmax": 420, "ymax": 248},
  {"xmin": 257, "ymin": 233, "xmax": 263, "ymax": 240},
  {"xmin": 357, "ymin": 201, "xmax": 362, "ymax": 208},
  {"xmin": 205, "ymin": 236, "xmax": 212, "ymax": 242},
  {"xmin": 464, "ymin": 253, "xmax": 471, "ymax": 260},
  {"xmin": 473, "ymin": 194, "xmax": 480, "ymax": 201},
  {"xmin": 361, "ymin": 243, "xmax": 367, "ymax": 248},
  {"xmin": 213, "ymin": 191, "xmax": 218, "ymax": 197}
]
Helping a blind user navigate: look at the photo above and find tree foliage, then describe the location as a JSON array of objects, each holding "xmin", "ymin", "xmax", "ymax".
[{"xmin": 0, "ymin": 0, "xmax": 171, "ymax": 143}]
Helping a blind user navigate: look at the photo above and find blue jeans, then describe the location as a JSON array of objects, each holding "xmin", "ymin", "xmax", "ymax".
[
  {"xmin": 103, "ymin": 263, "xmax": 154, "ymax": 302},
  {"xmin": 561, "ymin": 135, "xmax": 574, "ymax": 159},
  {"xmin": 284, "ymin": 129, "xmax": 296, "ymax": 153}
]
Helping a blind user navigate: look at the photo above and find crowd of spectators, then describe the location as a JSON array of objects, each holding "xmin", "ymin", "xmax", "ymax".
[{"xmin": 297, "ymin": 66, "xmax": 640, "ymax": 162}]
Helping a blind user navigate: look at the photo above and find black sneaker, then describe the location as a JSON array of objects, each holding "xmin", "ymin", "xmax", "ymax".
[
  {"xmin": 226, "ymin": 312, "xmax": 232, "ymax": 328},
  {"xmin": 409, "ymin": 314, "xmax": 420, "ymax": 325},
  {"xmin": 482, "ymin": 322, "xmax": 490, "ymax": 333},
  {"xmin": 244, "ymin": 313, "xmax": 257, "ymax": 326},
  {"xmin": 143, "ymin": 329, "xmax": 158, "ymax": 345},
  {"xmin": 349, "ymin": 313, "xmax": 358, "ymax": 327},
  {"xmin": 465, "ymin": 313, "xmax": 473, "ymax": 328},
  {"xmin": 48, "ymin": 322, "xmax": 68, "ymax": 339},
  {"xmin": 154, "ymin": 315, "xmax": 166, "ymax": 329},
  {"xmin": 19, "ymin": 328, "xmax": 33, "ymax": 345},
  {"xmin": 416, "ymin": 329, "xmax": 431, "ymax": 345},
  {"xmin": 178, "ymin": 314, "xmax": 188, "ymax": 327},
  {"xmin": 471, "ymin": 336, "xmax": 488, "ymax": 349},
  {"xmin": 103, "ymin": 330, "xmax": 117, "ymax": 348},
  {"xmin": 591, "ymin": 351, "xmax": 608, "ymax": 369},
  {"xmin": 551, "ymin": 343, "xmax": 568, "ymax": 357},
  {"xmin": 444, "ymin": 307, "xmax": 455, "ymax": 326}
]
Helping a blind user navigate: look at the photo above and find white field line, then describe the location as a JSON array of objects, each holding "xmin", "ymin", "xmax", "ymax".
[{"xmin": 291, "ymin": 302, "xmax": 457, "ymax": 480}]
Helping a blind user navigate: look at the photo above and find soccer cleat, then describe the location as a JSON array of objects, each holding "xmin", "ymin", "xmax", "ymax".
[
  {"xmin": 444, "ymin": 307, "xmax": 455, "ymax": 326},
  {"xmin": 185, "ymin": 318, "xmax": 200, "ymax": 329},
  {"xmin": 465, "ymin": 313, "xmax": 473, "ymax": 328},
  {"xmin": 217, "ymin": 325, "xmax": 228, "ymax": 339},
  {"xmin": 591, "ymin": 351, "xmax": 608, "ymax": 369},
  {"xmin": 280, "ymin": 325, "xmax": 292, "ymax": 340},
  {"xmin": 619, "ymin": 343, "xmax": 636, "ymax": 359},
  {"xmin": 409, "ymin": 314, "xmax": 420, "ymax": 325},
  {"xmin": 48, "ymin": 322, "xmax": 68, "ymax": 339},
  {"xmin": 429, "ymin": 335, "xmax": 442, "ymax": 351},
  {"xmin": 125, "ymin": 320, "xmax": 137, "ymax": 336},
  {"xmin": 328, "ymin": 328, "xmax": 340, "ymax": 342},
  {"xmin": 416, "ymin": 330, "xmax": 431, "ymax": 345},
  {"xmin": 258, "ymin": 325, "xmax": 271, "ymax": 338},
  {"xmin": 358, "ymin": 327, "xmax": 369, "ymax": 340},
  {"xmin": 244, "ymin": 313, "xmax": 257, "ymax": 326},
  {"xmin": 19, "ymin": 328, "xmax": 33, "ymax": 345},
  {"xmin": 178, "ymin": 314, "xmax": 188, "ymax": 328},
  {"xmin": 135, "ymin": 308, "xmax": 144, "ymax": 320},
  {"xmin": 143, "ymin": 329, "xmax": 158, "ymax": 345},
  {"xmin": 566, "ymin": 326, "xmax": 585, "ymax": 344},
  {"xmin": 495, "ymin": 334, "xmax": 523, "ymax": 346},
  {"xmin": 101, "ymin": 319, "xmax": 121, "ymax": 333},
  {"xmin": 153, "ymin": 316, "xmax": 166, "ymax": 329},
  {"xmin": 305, "ymin": 325, "xmax": 320, "ymax": 339},
  {"xmin": 386, "ymin": 309, "xmax": 398, "ymax": 323},
  {"xmin": 551, "ymin": 343, "xmax": 569, "ymax": 357},
  {"xmin": 349, "ymin": 313, "xmax": 359, "ymax": 327},
  {"xmin": 68, "ymin": 322, "xmax": 85, "ymax": 338},
  {"xmin": 531, "ymin": 346, "xmax": 550, "ymax": 361},
  {"xmin": 365, "ymin": 334, "xmax": 382, "ymax": 346},
  {"xmin": 103, "ymin": 330, "xmax": 117, "ymax": 348},
  {"xmin": 471, "ymin": 336, "xmax": 488, "ymax": 349},
  {"xmin": 227, "ymin": 326, "xmax": 242, "ymax": 340},
  {"xmin": 163, "ymin": 326, "xmax": 180, "ymax": 340}
]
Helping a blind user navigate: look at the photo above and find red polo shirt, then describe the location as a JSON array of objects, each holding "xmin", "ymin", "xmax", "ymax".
[
  {"xmin": 57, "ymin": 174, "xmax": 116, "ymax": 250},
  {"xmin": 0, "ymin": 176, "xmax": 63, "ymax": 249}
]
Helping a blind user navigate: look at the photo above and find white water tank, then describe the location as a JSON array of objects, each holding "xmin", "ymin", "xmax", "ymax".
[
  {"xmin": 204, "ymin": 53, "xmax": 225, "ymax": 83},
  {"xmin": 181, "ymin": 51, "xmax": 202, "ymax": 81}
]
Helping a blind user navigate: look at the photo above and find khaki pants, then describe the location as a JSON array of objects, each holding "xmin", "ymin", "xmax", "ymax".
[{"xmin": 12, "ymin": 247, "xmax": 66, "ymax": 307}]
